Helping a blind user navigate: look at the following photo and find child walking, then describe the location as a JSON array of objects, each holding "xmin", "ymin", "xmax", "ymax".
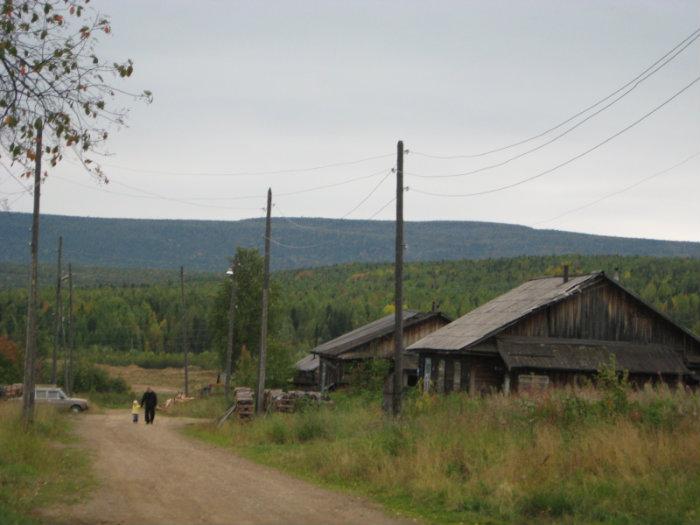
[{"xmin": 131, "ymin": 400, "xmax": 140, "ymax": 423}]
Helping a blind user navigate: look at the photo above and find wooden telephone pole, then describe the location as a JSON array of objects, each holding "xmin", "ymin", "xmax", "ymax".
[
  {"xmin": 224, "ymin": 257, "xmax": 238, "ymax": 401},
  {"xmin": 180, "ymin": 266, "xmax": 189, "ymax": 397},
  {"xmin": 392, "ymin": 140, "xmax": 405, "ymax": 416},
  {"xmin": 51, "ymin": 236, "xmax": 63, "ymax": 385},
  {"xmin": 21, "ymin": 124, "xmax": 43, "ymax": 427},
  {"xmin": 256, "ymin": 188, "xmax": 272, "ymax": 414},
  {"xmin": 65, "ymin": 263, "xmax": 74, "ymax": 396}
]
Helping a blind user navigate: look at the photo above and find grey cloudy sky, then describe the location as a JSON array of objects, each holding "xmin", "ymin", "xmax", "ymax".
[{"xmin": 3, "ymin": 0, "xmax": 699, "ymax": 241}]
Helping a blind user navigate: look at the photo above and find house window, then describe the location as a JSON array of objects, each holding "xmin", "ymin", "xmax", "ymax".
[{"xmin": 518, "ymin": 373, "xmax": 550, "ymax": 391}]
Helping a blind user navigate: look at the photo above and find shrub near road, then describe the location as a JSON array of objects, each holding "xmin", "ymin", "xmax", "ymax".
[
  {"xmin": 0, "ymin": 404, "xmax": 92, "ymax": 524},
  {"xmin": 188, "ymin": 385, "xmax": 700, "ymax": 524}
]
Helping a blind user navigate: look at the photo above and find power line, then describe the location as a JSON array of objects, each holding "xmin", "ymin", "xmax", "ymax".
[
  {"xmin": 368, "ymin": 196, "xmax": 397, "ymax": 219},
  {"xmin": 341, "ymin": 168, "xmax": 394, "ymax": 219},
  {"xmin": 532, "ymin": 151, "xmax": 700, "ymax": 226},
  {"xmin": 409, "ymin": 31, "xmax": 700, "ymax": 180},
  {"xmin": 98, "ymin": 153, "xmax": 394, "ymax": 177},
  {"xmin": 410, "ymin": 75, "xmax": 700, "ymax": 198},
  {"xmin": 410, "ymin": 27, "xmax": 700, "ymax": 160},
  {"xmin": 51, "ymin": 175, "xmax": 262, "ymax": 211},
  {"xmin": 0, "ymin": 161, "xmax": 33, "ymax": 193},
  {"xmin": 57, "ymin": 168, "xmax": 388, "ymax": 212}
]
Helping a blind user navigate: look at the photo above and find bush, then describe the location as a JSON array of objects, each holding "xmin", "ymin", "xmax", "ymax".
[
  {"xmin": 58, "ymin": 362, "xmax": 128, "ymax": 393},
  {"xmin": 77, "ymin": 346, "xmax": 219, "ymax": 370},
  {"xmin": 0, "ymin": 336, "xmax": 21, "ymax": 385}
]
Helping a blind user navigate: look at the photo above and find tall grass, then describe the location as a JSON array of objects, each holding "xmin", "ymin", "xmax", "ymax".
[
  {"xmin": 0, "ymin": 403, "xmax": 92, "ymax": 523},
  {"xmin": 187, "ymin": 387, "xmax": 700, "ymax": 524}
]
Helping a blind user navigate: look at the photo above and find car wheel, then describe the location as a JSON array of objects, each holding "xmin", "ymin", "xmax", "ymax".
[{"xmin": 70, "ymin": 405, "xmax": 83, "ymax": 413}]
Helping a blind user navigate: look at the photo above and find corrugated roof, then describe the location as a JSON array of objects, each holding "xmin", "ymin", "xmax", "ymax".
[
  {"xmin": 408, "ymin": 273, "xmax": 600, "ymax": 353},
  {"xmin": 498, "ymin": 336, "xmax": 690, "ymax": 375},
  {"xmin": 312, "ymin": 310, "xmax": 442, "ymax": 358}
]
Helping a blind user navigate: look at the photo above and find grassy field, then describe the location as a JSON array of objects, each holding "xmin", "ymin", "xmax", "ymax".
[
  {"xmin": 96, "ymin": 364, "xmax": 219, "ymax": 395},
  {"xmin": 0, "ymin": 404, "xmax": 93, "ymax": 524},
  {"xmin": 185, "ymin": 384, "xmax": 700, "ymax": 524}
]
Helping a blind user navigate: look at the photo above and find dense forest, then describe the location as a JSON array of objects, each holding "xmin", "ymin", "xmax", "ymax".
[
  {"xmin": 3, "ymin": 212, "xmax": 700, "ymax": 272},
  {"xmin": 1, "ymin": 254, "xmax": 699, "ymax": 385}
]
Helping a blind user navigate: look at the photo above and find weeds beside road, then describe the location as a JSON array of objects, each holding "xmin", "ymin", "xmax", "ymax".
[
  {"xmin": 0, "ymin": 404, "xmax": 92, "ymax": 524},
  {"xmin": 188, "ymin": 386, "xmax": 700, "ymax": 524}
]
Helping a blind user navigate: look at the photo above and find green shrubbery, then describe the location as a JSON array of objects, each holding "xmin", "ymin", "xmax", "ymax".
[
  {"xmin": 78, "ymin": 346, "xmax": 219, "ymax": 370},
  {"xmin": 58, "ymin": 362, "xmax": 129, "ymax": 394}
]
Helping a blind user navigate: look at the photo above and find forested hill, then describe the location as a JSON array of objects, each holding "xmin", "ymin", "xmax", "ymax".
[{"xmin": 2, "ymin": 212, "xmax": 700, "ymax": 272}]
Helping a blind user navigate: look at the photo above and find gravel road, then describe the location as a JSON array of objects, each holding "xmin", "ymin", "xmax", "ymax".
[{"xmin": 41, "ymin": 410, "xmax": 413, "ymax": 525}]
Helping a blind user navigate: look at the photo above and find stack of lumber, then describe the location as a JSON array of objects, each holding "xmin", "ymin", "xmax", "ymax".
[
  {"xmin": 1, "ymin": 383, "xmax": 23, "ymax": 398},
  {"xmin": 162, "ymin": 392, "xmax": 195, "ymax": 410},
  {"xmin": 233, "ymin": 387, "xmax": 255, "ymax": 420},
  {"xmin": 263, "ymin": 389, "xmax": 326, "ymax": 413}
]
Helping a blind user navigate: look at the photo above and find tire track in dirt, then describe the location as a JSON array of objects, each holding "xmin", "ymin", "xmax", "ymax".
[{"xmin": 41, "ymin": 410, "xmax": 414, "ymax": 525}]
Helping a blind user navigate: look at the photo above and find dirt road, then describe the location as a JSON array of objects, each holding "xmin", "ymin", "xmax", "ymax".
[{"xmin": 42, "ymin": 411, "xmax": 412, "ymax": 525}]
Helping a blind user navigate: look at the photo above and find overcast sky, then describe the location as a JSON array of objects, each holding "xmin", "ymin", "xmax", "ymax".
[{"xmin": 2, "ymin": 0, "xmax": 699, "ymax": 242}]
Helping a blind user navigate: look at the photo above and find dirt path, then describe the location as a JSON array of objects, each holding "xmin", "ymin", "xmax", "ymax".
[{"xmin": 42, "ymin": 411, "xmax": 413, "ymax": 525}]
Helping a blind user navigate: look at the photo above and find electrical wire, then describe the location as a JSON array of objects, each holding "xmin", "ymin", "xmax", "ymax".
[
  {"xmin": 410, "ymin": 75, "xmax": 700, "ymax": 198},
  {"xmin": 409, "ymin": 31, "xmax": 700, "ymax": 180},
  {"xmin": 341, "ymin": 168, "xmax": 394, "ymax": 219},
  {"xmin": 51, "ymin": 176, "xmax": 262, "ymax": 211},
  {"xmin": 368, "ymin": 196, "xmax": 397, "ymax": 219},
  {"xmin": 98, "ymin": 153, "xmax": 394, "ymax": 177},
  {"xmin": 410, "ymin": 27, "xmax": 700, "ymax": 160},
  {"xmin": 532, "ymin": 151, "xmax": 700, "ymax": 226},
  {"xmin": 0, "ymin": 161, "xmax": 33, "ymax": 193}
]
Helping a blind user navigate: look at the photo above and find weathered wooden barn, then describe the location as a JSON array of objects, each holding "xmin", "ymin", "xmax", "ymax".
[
  {"xmin": 408, "ymin": 272, "xmax": 700, "ymax": 395},
  {"xmin": 301, "ymin": 310, "xmax": 451, "ymax": 390}
]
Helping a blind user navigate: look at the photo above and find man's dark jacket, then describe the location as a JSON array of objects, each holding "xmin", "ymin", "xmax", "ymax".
[{"xmin": 141, "ymin": 391, "xmax": 157, "ymax": 409}]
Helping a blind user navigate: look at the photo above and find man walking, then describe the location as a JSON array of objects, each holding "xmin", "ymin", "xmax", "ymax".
[{"xmin": 140, "ymin": 387, "xmax": 158, "ymax": 424}]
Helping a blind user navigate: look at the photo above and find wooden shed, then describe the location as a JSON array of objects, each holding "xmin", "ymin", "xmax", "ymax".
[
  {"xmin": 309, "ymin": 310, "xmax": 451, "ymax": 391},
  {"xmin": 292, "ymin": 354, "xmax": 320, "ymax": 389},
  {"xmin": 408, "ymin": 272, "xmax": 700, "ymax": 395}
]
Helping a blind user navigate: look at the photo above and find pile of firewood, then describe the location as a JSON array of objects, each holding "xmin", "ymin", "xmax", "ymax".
[
  {"xmin": 233, "ymin": 387, "xmax": 255, "ymax": 420},
  {"xmin": 162, "ymin": 392, "xmax": 195, "ymax": 410},
  {"xmin": 263, "ymin": 389, "xmax": 326, "ymax": 413},
  {"xmin": 0, "ymin": 383, "xmax": 23, "ymax": 399}
]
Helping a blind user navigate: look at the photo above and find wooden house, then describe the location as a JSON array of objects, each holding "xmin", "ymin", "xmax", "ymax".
[
  {"xmin": 408, "ymin": 272, "xmax": 700, "ymax": 395},
  {"xmin": 303, "ymin": 310, "xmax": 451, "ymax": 391}
]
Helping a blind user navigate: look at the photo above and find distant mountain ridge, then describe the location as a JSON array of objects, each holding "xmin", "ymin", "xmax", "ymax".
[{"xmin": 1, "ymin": 212, "xmax": 699, "ymax": 272}]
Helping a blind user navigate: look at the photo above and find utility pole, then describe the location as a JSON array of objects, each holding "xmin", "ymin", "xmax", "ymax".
[
  {"xmin": 224, "ymin": 257, "xmax": 238, "ymax": 401},
  {"xmin": 21, "ymin": 124, "xmax": 43, "ymax": 427},
  {"xmin": 392, "ymin": 140, "xmax": 405, "ymax": 416},
  {"xmin": 66, "ymin": 263, "xmax": 74, "ymax": 396},
  {"xmin": 255, "ymin": 188, "xmax": 272, "ymax": 414},
  {"xmin": 51, "ymin": 236, "xmax": 63, "ymax": 385},
  {"xmin": 180, "ymin": 266, "xmax": 189, "ymax": 397}
]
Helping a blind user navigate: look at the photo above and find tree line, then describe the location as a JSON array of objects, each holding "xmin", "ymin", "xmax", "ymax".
[{"xmin": 1, "ymin": 254, "xmax": 699, "ymax": 384}]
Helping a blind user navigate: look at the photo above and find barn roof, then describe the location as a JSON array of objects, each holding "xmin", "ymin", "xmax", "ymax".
[
  {"xmin": 408, "ymin": 273, "xmax": 600, "ymax": 353},
  {"xmin": 408, "ymin": 271, "xmax": 700, "ymax": 355},
  {"xmin": 312, "ymin": 310, "xmax": 448, "ymax": 358},
  {"xmin": 295, "ymin": 353, "xmax": 319, "ymax": 372},
  {"xmin": 497, "ymin": 336, "xmax": 690, "ymax": 375}
]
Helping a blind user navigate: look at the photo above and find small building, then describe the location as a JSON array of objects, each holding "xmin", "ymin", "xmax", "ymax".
[
  {"xmin": 293, "ymin": 354, "xmax": 320, "ymax": 389},
  {"xmin": 303, "ymin": 310, "xmax": 451, "ymax": 391},
  {"xmin": 408, "ymin": 272, "xmax": 700, "ymax": 395}
]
